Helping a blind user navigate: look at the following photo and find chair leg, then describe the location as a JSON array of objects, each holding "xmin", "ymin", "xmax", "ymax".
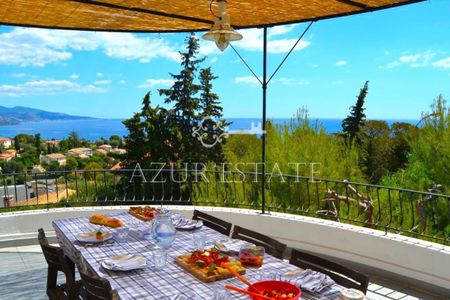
[
  {"xmin": 67, "ymin": 258, "xmax": 76, "ymax": 279},
  {"xmin": 47, "ymin": 266, "xmax": 58, "ymax": 294}
]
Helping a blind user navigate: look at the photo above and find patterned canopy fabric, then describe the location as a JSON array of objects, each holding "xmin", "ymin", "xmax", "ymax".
[{"xmin": 0, "ymin": 0, "xmax": 424, "ymax": 32}]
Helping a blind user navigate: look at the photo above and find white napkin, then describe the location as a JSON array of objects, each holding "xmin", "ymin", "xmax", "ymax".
[
  {"xmin": 290, "ymin": 269, "xmax": 340, "ymax": 294},
  {"xmin": 219, "ymin": 239, "xmax": 255, "ymax": 253},
  {"xmin": 103, "ymin": 255, "xmax": 146, "ymax": 271},
  {"xmin": 173, "ymin": 218, "xmax": 202, "ymax": 229}
]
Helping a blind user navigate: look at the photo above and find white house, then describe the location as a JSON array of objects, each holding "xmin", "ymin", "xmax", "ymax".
[
  {"xmin": 67, "ymin": 147, "xmax": 93, "ymax": 158},
  {"xmin": 0, "ymin": 137, "xmax": 12, "ymax": 148},
  {"xmin": 40, "ymin": 153, "xmax": 67, "ymax": 166}
]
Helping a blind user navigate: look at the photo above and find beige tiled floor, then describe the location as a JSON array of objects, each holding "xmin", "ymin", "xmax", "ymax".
[{"xmin": 0, "ymin": 245, "xmax": 445, "ymax": 300}]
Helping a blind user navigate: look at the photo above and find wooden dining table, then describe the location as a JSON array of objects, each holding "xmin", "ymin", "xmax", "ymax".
[{"xmin": 53, "ymin": 211, "xmax": 343, "ymax": 299}]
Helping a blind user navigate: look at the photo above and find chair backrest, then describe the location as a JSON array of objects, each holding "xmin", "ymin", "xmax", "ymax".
[
  {"xmin": 38, "ymin": 228, "xmax": 71, "ymax": 274},
  {"xmin": 80, "ymin": 272, "xmax": 118, "ymax": 300},
  {"xmin": 231, "ymin": 225, "xmax": 287, "ymax": 259},
  {"xmin": 289, "ymin": 249, "xmax": 369, "ymax": 293},
  {"xmin": 193, "ymin": 210, "xmax": 232, "ymax": 236},
  {"xmin": 38, "ymin": 228, "xmax": 49, "ymax": 246},
  {"xmin": 38, "ymin": 228, "xmax": 78, "ymax": 297}
]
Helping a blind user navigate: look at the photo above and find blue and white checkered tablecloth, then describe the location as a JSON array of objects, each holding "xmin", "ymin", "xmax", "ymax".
[{"xmin": 53, "ymin": 212, "xmax": 342, "ymax": 299}]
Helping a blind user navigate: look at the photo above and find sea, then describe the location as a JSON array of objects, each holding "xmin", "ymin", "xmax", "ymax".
[{"xmin": 0, "ymin": 118, "xmax": 418, "ymax": 141}]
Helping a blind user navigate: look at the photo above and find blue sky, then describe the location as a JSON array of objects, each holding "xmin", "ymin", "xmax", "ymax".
[{"xmin": 0, "ymin": 0, "xmax": 449, "ymax": 120}]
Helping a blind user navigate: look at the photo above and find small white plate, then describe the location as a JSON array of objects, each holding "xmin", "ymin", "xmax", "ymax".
[
  {"xmin": 77, "ymin": 232, "xmax": 113, "ymax": 243},
  {"xmin": 175, "ymin": 219, "xmax": 203, "ymax": 230},
  {"xmin": 101, "ymin": 255, "xmax": 147, "ymax": 271}
]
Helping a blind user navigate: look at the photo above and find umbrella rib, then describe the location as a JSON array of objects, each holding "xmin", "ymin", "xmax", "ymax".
[
  {"xmin": 68, "ymin": 0, "xmax": 214, "ymax": 25},
  {"xmin": 267, "ymin": 21, "xmax": 314, "ymax": 86},
  {"xmin": 230, "ymin": 44, "xmax": 263, "ymax": 86},
  {"xmin": 334, "ymin": 0, "xmax": 370, "ymax": 9}
]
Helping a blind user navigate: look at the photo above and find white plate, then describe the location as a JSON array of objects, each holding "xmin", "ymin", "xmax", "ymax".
[
  {"xmin": 76, "ymin": 232, "xmax": 113, "ymax": 243},
  {"xmin": 101, "ymin": 255, "xmax": 147, "ymax": 271},
  {"xmin": 174, "ymin": 219, "xmax": 203, "ymax": 230}
]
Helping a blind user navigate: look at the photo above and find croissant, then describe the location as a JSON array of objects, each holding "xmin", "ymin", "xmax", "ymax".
[{"xmin": 89, "ymin": 214, "xmax": 124, "ymax": 228}]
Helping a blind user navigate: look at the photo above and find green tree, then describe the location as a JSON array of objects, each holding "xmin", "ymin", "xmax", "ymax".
[
  {"xmin": 342, "ymin": 81, "xmax": 369, "ymax": 145},
  {"xmin": 2, "ymin": 160, "xmax": 25, "ymax": 174},
  {"xmin": 198, "ymin": 67, "xmax": 227, "ymax": 162},
  {"xmin": 390, "ymin": 122, "xmax": 417, "ymax": 171},
  {"xmin": 109, "ymin": 135, "xmax": 123, "ymax": 148},
  {"xmin": 361, "ymin": 120, "xmax": 392, "ymax": 183},
  {"xmin": 123, "ymin": 92, "xmax": 178, "ymax": 168},
  {"xmin": 84, "ymin": 161, "xmax": 102, "ymax": 179},
  {"xmin": 47, "ymin": 161, "xmax": 60, "ymax": 172},
  {"xmin": 159, "ymin": 33, "xmax": 205, "ymax": 163},
  {"xmin": 16, "ymin": 145, "xmax": 39, "ymax": 168},
  {"xmin": 14, "ymin": 136, "xmax": 20, "ymax": 151},
  {"xmin": 67, "ymin": 131, "xmax": 81, "ymax": 149},
  {"xmin": 34, "ymin": 133, "xmax": 42, "ymax": 155},
  {"xmin": 65, "ymin": 156, "xmax": 78, "ymax": 170}
]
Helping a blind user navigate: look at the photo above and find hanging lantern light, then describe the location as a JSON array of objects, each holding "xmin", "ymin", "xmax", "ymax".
[{"xmin": 202, "ymin": 0, "xmax": 243, "ymax": 51}]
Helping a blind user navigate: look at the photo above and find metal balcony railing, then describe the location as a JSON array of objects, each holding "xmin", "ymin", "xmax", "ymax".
[{"xmin": 0, "ymin": 168, "xmax": 449, "ymax": 245}]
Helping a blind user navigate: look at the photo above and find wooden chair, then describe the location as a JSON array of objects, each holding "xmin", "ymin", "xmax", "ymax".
[
  {"xmin": 38, "ymin": 228, "xmax": 81, "ymax": 300},
  {"xmin": 231, "ymin": 225, "xmax": 287, "ymax": 259},
  {"xmin": 192, "ymin": 210, "xmax": 232, "ymax": 236},
  {"xmin": 79, "ymin": 272, "xmax": 119, "ymax": 300},
  {"xmin": 289, "ymin": 248, "xmax": 369, "ymax": 293}
]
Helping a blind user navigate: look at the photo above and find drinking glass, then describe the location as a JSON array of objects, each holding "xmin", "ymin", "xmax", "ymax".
[
  {"xmin": 193, "ymin": 232, "xmax": 206, "ymax": 250},
  {"xmin": 114, "ymin": 227, "xmax": 129, "ymax": 242},
  {"xmin": 152, "ymin": 248, "xmax": 167, "ymax": 269}
]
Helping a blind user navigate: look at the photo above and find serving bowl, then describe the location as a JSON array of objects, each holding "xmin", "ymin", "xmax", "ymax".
[{"xmin": 248, "ymin": 280, "xmax": 301, "ymax": 300}]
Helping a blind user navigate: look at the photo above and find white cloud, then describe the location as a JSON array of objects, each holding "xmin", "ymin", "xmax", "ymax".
[
  {"xmin": 11, "ymin": 73, "xmax": 28, "ymax": 78},
  {"xmin": 96, "ymin": 72, "xmax": 104, "ymax": 78},
  {"xmin": 381, "ymin": 52, "xmax": 436, "ymax": 69},
  {"xmin": 0, "ymin": 28, "xmax": 180, "ymax": 67},
  {"xmin": 70, "ymin": 73, "xmax": 79, "ymax": 79},
  {"xmin": 234, "ymin": 76, "xmax": 261, "ymax": 86},
  {"xmin": 335, "ymin": 60, "xmax": 347, "ymax": 67},
  {"xmin": 138, "ymin": 78, "xmax": 174, "ymax": 88},
  {"xmin": 119, "ymin": 80, "xmax": 127, "ymax": 84},
  {"xmin": 0, "ymin": 79, "xmax": 106, "ymax": 97},
  {"xmin": 210, "ymin": 57, "xmax": 218, "ymax": 63},
  {"xmin": 268, "ymin": 25, "xmax": 297, "ymax": 38},
  {"xmin": 432, "ymin": 57, "xmax": 450, "ymax": 69},
  {"xmin": 94, "ymin": 80, "xmax": 111, "ymax": 85},
  {"xmin": 234, "ymin": 28, "xmax": 310, "ymax": 54}
]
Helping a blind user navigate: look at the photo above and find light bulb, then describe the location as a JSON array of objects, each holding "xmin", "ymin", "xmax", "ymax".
[{"xmin": 215, "ymin": 33, "xmax": 229, "ymax": 51}]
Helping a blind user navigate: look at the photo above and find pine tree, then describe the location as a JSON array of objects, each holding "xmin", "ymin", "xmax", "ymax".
[
  {"xmin": 122, "ymin": 92, "xmax": 177, "ymax": 168},
  {"xmin": 342, "ymin": 81, "xmax": 369, "ymax": 144},
  {"xmin": 198, "ymin": 67, "xmax": 227, "ymax": 162},
  {"xmin": 159, "ymin": 33, "xmax": 205, "ymax": 163}
]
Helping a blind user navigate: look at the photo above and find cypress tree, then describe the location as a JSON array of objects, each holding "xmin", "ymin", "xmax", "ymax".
[
  {"xmin": 14, "ymin": 136, "xmax": 20, "ymax": 151},
  {"xmin": 342, "ymin": 81, "xmax": 369, "ymax": 145}
]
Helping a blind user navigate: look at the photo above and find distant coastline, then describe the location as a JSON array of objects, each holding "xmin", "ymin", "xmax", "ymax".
[
  {"xmin": 0, "ymin": 105, "xmax": 95, "ymax": 126},
  {"xmin": 0, "ymin": 118, "xmax": 419, "ymax": 141}
]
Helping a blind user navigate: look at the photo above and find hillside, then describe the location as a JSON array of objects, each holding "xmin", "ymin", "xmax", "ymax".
[{"xmin": 0, "ymin": 106, "xmax": 94, "ymax": 125}]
